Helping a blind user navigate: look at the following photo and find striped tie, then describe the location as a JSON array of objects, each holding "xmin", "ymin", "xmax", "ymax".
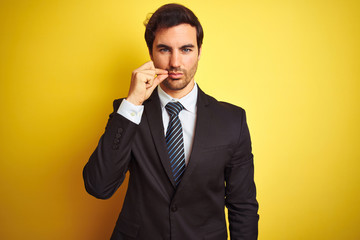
[{"xmin": 165, "ymin": 102, "xmax": 186, "ymax": 186}]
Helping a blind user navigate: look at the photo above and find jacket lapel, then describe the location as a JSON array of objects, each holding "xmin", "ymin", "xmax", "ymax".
[
  {"xmin": 144, "ymin": 91, "xmax": 176, "ymax": 188},
  {"xmin": 176, "ymin": 87, "xmax": 211, "ymax": 192}
]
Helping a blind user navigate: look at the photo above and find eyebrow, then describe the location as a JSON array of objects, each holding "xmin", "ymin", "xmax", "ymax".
[
  {"xmin": 156, "ymin": 44, "xmax": 195, "ymax": 49},
  {"xmin": 180, "ymin": 44, "xmax": 195, "ymax": 49}
]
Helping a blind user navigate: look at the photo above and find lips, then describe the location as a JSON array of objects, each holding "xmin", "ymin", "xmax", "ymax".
[{"xmin": 168, "ymin": 72, "xmax": 183, "ymax": 79}]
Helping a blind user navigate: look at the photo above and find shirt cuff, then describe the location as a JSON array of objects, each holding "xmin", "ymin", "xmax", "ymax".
[{"xmin": 117, "ymin": 99, "xmax": 144, "ymax": 125}]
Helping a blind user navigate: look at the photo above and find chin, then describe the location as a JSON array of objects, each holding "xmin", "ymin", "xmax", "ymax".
[{"xmin": 163, "ymin": 78, "xmax": 189, "ymax": 91}]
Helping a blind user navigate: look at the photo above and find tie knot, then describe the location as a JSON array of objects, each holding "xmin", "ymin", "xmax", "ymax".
[{"xmin": 165, "ymin": 102, "xmax": 184, "ymax": 116}]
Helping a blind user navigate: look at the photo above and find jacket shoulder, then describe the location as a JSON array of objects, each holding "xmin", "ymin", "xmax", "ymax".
[{"xmin": 203, "ymin": 92, "xmax": 246, "ymax": 116}]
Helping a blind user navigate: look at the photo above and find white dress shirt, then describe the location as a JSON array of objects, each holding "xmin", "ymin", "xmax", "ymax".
[{"xmin": 117, "ymin": 83, "xmax": 198, "ymax": 165}]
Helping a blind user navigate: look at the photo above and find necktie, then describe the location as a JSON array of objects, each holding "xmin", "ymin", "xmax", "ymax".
[{"xmin": 165, "ymin": 102, "xmax": 186, "ymax": 186}]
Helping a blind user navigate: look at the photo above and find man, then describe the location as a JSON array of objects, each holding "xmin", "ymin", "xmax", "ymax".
[{"xmin": 83, "ymin": 3, "xmax": 259, "ymax": 240}]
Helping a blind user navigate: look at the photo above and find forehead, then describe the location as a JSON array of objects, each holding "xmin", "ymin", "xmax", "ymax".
[{"xmin": 154, "ymin": 23, "xmax": 197, "ymax": 46}]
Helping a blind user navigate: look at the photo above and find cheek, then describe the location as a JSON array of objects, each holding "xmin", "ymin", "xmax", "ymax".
[
  {"xmin": 153, "ymin": 55, "xmax": 169, "ymax": 69},
  {"xmin": 185, "ymin": 56, "xmax": 198, "ymax": 70}
]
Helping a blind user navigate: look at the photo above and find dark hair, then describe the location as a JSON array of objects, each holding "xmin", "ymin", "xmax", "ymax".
[{"xmin": 144, "ymin": 3, "xmax": 203, "ymax": 54}]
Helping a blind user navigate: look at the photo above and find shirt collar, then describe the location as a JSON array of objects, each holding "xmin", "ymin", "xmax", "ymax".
[{"xmin": 157, "ymin": 82, "xmax": 198, "ymax": 113}]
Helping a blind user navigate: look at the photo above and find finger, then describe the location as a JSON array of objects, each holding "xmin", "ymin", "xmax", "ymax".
[
  {"xmin": 155, "ymin": 68, "xmax": 168, "ymax": 75},
  {"xmin": 153, "ymin": 73, "xmax": 168, "ymax": 86},
  {"xmin": 139, "ymin": 69, "xmax": 156, "ymax": 76},
  {"xmin": 145, "ymin": 77, "xmax": 154, "ymax": 89},
  {"xmin": 147, "ymin": 73, "xmax": 167, "ymax": 92},
  {"xmin": 138, "ymin": 69, "xmax": 167, "ymax": 84},
  {"xmin": 136, "ymin": 68, "xmax": 166, "ymax": 78},
  {"xmin": 138, "ymin": 61, "xmax": 155, "ymax": 70}
]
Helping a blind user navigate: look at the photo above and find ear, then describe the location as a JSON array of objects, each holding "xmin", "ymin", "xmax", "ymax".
[{"xmin": 198, "ymin": 46, "xmax": 202, "ymax": 60}]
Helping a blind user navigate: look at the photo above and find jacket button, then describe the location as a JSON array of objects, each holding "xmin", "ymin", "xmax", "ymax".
[
  {"xmin": 171, "ymin": 205, "xmax": 177, "ymax": 212},
  {"xmin": 116, "ymin": 133, "xmax": 122, "ymax": 138},
  {"xmin": 117, "ymin": 128, "xmax": 123, "ymax": 133}
]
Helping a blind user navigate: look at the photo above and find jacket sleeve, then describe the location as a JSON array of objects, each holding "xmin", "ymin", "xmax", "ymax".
[
  {"xmin": 83, "ymin": 99, "xmax": 138, "ymax": 199},
  {"xmin": 225, "ymin": 109, "xmax": 259, "ymax": 239}
]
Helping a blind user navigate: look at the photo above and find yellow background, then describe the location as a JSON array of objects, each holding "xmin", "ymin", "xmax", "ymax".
[{"xmin": 1, "ymin": 0, "xmax": 359, "ymax": 239}]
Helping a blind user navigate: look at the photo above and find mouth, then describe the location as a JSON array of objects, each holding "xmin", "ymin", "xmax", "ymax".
[{"xmin": 168, "ymin": 72, "xmax": 183, "ymax": 79}]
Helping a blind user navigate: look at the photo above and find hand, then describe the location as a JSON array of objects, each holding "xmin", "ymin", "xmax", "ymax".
[{"xmin": 126, "ymin": 61, "xmax": 168, "ymax": 105}]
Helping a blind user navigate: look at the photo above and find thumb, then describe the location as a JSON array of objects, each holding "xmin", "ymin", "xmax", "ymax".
[
  {"xmin": 154, "ymin": 74, "xmax": 168, "ymax": 85},
  {"xmin": 149, "ymin": 74, "xmax": 168, "ymax": 92}
]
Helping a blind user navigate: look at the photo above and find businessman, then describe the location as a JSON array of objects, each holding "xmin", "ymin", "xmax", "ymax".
[{"xmin": 83, "ymin": 3, "xmax": 259, "ymax": 240}]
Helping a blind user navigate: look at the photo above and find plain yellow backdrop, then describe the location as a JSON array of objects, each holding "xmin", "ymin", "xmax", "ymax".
[{"xmin": 1, "ymin": 0, "xmax": 359, "ymax": 239}]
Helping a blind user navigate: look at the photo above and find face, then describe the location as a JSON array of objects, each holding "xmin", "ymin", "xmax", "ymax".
[{"xmin": 151, "ymin": 23, "xmax": 201, "ymax": 97}]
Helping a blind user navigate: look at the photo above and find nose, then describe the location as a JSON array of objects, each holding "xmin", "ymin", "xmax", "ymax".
[{"xmin": 169, "ymin": 51, "xmax": 180, "ymax": 68}]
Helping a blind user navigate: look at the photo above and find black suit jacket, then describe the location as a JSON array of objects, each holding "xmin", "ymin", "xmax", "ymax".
[{"xmin": 83, "ymin": 86, "xmax": 259, "ymax": 240}]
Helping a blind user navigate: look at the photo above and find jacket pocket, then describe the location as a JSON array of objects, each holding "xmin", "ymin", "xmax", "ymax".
[
  {"xmin": 202, "ymin": 144, "xmax": 230, "ymax": 153},
  {"xmin": 115, "ymin": 216, "xmax": 140, "ymax": 238}
]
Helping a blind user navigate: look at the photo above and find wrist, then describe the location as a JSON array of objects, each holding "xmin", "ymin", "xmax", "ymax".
[{"xmin": 126, "ymin": 96, "xmax": 143, "ymax": 106}]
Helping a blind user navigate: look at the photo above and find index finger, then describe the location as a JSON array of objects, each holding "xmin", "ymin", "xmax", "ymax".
[
  {"xmin": 155, "ymin": 68, "xmax": 168, "ymax": 75},
  {"xmin": 138, "ymin": 61, "xmax": 156, "ymax": 70}
]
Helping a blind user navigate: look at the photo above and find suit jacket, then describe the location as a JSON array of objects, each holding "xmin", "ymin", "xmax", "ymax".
[{"xmin": 83, "ymin": 86, "xmax": 259, "ymax": 240}]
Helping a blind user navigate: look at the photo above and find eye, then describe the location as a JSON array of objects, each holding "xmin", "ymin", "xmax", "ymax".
[
  {"xmin": 182, "ymin": 48, "xmax": 192, "ymax": 53},
  {"xmin": 159, "ymin": 48, "xmax": 170, "ymax": 52}
]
